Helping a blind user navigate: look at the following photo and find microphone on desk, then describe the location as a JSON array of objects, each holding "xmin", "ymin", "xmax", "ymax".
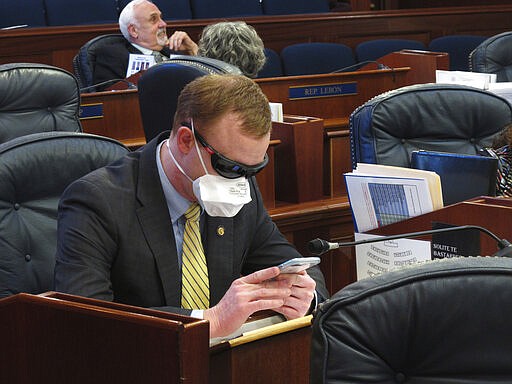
[
  {"xmin": 79, "ymin": 78, "xmax": 137, "ymax": 93},
  {"xmin": 308, "ymin": 225, "xmax": 512, "ymax": 257},
  {"xmin": 330, "ymin": 60, "xmax": 392, "ymax": 74}
]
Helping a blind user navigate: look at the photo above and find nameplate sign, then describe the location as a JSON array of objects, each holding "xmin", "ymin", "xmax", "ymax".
[
  {"xmin": 79, "ymin": 103, "xmax": 104, "ymax": 120},
  {"xmin": 288, "ymin": 82, "xmax": 357, "ymax": 100}
]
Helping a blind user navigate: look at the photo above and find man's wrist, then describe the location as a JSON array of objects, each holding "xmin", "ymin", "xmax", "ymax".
[{"xmin": 307, "ymin": 291, "xmax": 319, "ymax": 315}]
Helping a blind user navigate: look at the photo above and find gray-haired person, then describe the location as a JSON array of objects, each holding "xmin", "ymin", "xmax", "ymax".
[{"xmin": 198, "ymin": 21, "xmax": 266, "ymax": 78}]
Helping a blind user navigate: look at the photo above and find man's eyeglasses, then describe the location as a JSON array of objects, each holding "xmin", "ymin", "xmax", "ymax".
[{"xmin": 183, "ymin": 122, "xmax": 268, "ymax": 179}]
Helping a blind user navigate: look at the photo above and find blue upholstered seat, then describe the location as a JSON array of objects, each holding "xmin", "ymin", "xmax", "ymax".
[
  {"xmin": 0, "ymin": 0, "xmax": 46, "ymax": 29},
  {"xmin": 256, "ymin": 48, "xmax": 283, "ymax": 78},
  {"xmin": 262, "ymin": 0, "xmax": 330, "ymax": 15},
  {"xmin": 190, "ymin": 0, "xmax": 262, "ymax": 18},
  {"xmin": 355, "ymin": 38, "xmax": 427, "ymax": 62},
  {"xmin": 429, "ymin": 35, "xmax": 487, "ymax": 71},
  {"xmin": 118, "ymin": 0, "xmax": 192, "ymax": 20},
  {"xmin": 44, "ymin": 0, "xmax": 119, "ymax": 26},
  {"xmin": 138, "ymin": 56, "xmax": 241, "ymax": 142},
  {"xmin": 281, "ymin": 42, "xmax": 356, "ymax": 76}
]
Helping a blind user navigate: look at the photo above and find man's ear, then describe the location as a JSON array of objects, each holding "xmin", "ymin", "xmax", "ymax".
[
  {"xmin": 128, "ymin": 24, "xmax": 138, "ymax": 40},
  {"xmin": 175, "ymin": 126, "xmax": 195, "ymax": 154}
]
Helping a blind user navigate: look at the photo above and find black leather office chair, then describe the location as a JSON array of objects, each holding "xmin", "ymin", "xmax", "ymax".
[
  {"xmin": 470, "ymin": 31, "xmax": 512, "ymax": 82},
  {"xmin": 349, "ymin": 83, "xmax": 512, "ymax": 168},
  {"xmin": 72, "ymin": 34, "xmax": 127, "ymax": 90},
  {"xmin": 137, "ymin": 56, "xmax": 242, "ymax": 143},
  {"xmin": 0, "ymin": 63, "xmax": 82, "ymax": 144},
  {"xmin": 311, "ymin": 256, "xmax": 512, "ymax": 383},
  {"xmin": 0, "ymin": 132, "xmax": 129, "ymax": 298}
]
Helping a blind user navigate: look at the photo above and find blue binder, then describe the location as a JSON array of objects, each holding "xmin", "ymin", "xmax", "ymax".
[{"xmin": 411, "ymin": 150, "xmax": 498, "ymax": 206}]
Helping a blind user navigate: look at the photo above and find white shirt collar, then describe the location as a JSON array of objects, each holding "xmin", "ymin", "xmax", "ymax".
[{"xmin": 131, "ymin": 42, "xmax": 154, "ymax": 55}]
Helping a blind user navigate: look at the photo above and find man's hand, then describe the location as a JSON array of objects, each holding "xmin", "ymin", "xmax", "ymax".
[
  {"xmin": 204, "ymin": 267, "xmax": 293, "ymax": 338},
  {"xmin": 272, "ymin": 271, "xmax": 316, "ymax": 319},
  {"xmin": 167, "ymin": 31, "xmax": 198, "ymax": 55}
]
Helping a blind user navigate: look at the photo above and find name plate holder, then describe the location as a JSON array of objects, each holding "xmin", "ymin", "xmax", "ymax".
[{"xmin": 271, "ymin": 115, "xmax": 324, "ymax": 203}]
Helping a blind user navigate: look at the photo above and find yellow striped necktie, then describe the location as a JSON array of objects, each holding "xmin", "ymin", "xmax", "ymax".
[{"xmin": 181, "ymin": 203, "xmax": 210, "ymax": 309}]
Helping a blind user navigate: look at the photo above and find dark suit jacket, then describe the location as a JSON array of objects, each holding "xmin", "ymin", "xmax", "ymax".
[
  {"xmin": 92, "ymin": 39, "xmax": 171, "ymax": 90},
  {"xmin": 55, "ymin": 132, "xmax": 329, "ymax": 315}
]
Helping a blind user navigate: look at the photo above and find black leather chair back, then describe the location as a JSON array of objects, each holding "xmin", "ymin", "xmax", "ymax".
[
  {"xmin": 137, "ymin": 56, "xmax": 242, "ymax": 142},
  {"xmin": 470, "ymin": 31, "xmax": 512, "ymax": 82},
  {"xmin": 311, "ymin": 256, "xmax": 512, "ymax": 383},
  {"xmin": 0, "ymin": 63, "xmax": 82, "ymax": 144},
  {"xmin": 349, "ymin": 83, "xmax": 512, "ymax": 168},
  {"xmin": 73, "ymin": 34, "xmax": 127, "ymax": 90},
  {"xmin": 0, "ymin": 132, "xmax": 129, "ymax": 298}
]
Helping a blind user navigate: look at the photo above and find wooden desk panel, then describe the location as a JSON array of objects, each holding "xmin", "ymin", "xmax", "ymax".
[
  {"xmin": 368, "ymin": 197, "xmax": 512, "ymax": 256},
  {"xmin": 256, "ymin": 68, "xmax": 409, "ymax": 125},
  {"xmin": 210, "ymin": 316, "xmax": 313, "ymax": 384},
  {"xmin": 0, "ymin": 292, "xmax": 210, "ymax": 383},
  {"xmin": 80, "ymin": 89, "xmax": 144, "ymax": 145}
]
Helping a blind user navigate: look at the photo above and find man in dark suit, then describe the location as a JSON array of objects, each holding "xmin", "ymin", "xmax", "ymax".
[
  {"xmin": 93, "ymin": 0, "xmax": 198, "ymax": 89},
  {"xmin": 55, "ymin": 74, "xmax": 329, "ymax": 338}
]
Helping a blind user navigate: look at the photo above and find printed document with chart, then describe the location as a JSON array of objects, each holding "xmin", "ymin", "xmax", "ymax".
[{"xmin": 344, "ymin": 163, "xmax": 443, "ymax": 233}]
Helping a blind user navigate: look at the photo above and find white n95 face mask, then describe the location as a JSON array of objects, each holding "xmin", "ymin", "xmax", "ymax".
[
  {"xmin": 166, "ymin": 134, "xmax": 252, "ymax": 218},
  {"xmin": 192, "ymin": 174, "xmax": 251, "ymax": 217}
]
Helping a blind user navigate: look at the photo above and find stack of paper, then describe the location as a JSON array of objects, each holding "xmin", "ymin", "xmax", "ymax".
[
  {"xmin": 345, "ymin": 163, "xmax": 443, "ymax": 232},
  {"xmin": 435, "ymin": 69, "xmax": 497, "ymax": 89}
]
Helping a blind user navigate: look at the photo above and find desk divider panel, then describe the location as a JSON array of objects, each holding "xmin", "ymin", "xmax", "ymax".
[
  {"xmin": 0, "ymin": 292, "xmax": 209, "ymax": 384},
  {"xmin": 272, "ymin": 115, "xmax": 324, "ymax": 203}
]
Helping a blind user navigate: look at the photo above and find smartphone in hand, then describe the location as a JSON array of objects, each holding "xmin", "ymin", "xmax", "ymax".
[{"xmin": 277, "ymin": 257, "xmax": 320, "ymax": 274}]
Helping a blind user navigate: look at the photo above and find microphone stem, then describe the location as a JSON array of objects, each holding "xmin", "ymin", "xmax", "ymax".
[{"xmin": 341, "ymin": 225, "xmax": 505, "ymax": 248}]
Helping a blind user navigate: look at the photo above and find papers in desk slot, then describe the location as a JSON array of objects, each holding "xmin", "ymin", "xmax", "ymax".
[
  {"xmin": 344, "ymin": 163, "xmax": 443, "ymax": 233},
  {"xmin": 355, "ymin": 233, "xmax": 431, "ymax": 280},
  {"xmin": 435, "ymin": 69, "xmax": 496, "ymax": 89},
  {"xmin": 487, "ymin": 82, "xmax": 512, "ymax": 106}
]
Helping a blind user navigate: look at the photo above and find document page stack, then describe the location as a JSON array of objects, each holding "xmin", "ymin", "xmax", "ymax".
[{"xmin": 344, "ymin": 163, "xmax": 443, "ymax": 233}]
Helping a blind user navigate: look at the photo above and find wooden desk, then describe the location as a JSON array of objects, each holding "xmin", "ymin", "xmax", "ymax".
[
  {"xmin": 0, "ymin": 292, "xmax": 316, "ymax": 384},
  {"xmin": 210, "ymin": 316, "xmax": 313, "ymax": 384},
  {"xmin": 80, "ymin": 88, "xmax": 144, "ymax": 146},
  {"xmin": 0, "ymin": 292, "xmax": 210, "ymax": 383}
]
